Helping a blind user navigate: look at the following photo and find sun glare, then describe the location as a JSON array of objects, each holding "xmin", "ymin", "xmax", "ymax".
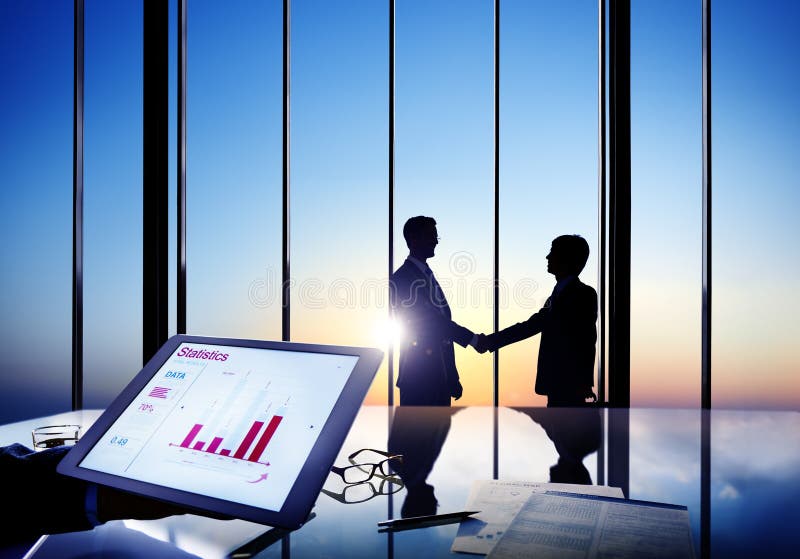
[{"xmin": 373, "ymin": 317, "xmax": 404, "ymax": 348}]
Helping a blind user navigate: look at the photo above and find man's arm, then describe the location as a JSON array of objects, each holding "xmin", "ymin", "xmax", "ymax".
[
  {"xmin": 1, "ymin": 444, "xmax": 229, "ymax": 545},
  {"xmin": 483, "ymin": 304, "xmax": 550, "ymax": 352},
  {"xmin": 1, "ymin": 443, "xmax": 93, "ymax": 542}
]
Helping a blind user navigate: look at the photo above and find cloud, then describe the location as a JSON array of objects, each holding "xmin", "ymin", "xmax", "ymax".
[
  {"xmin": 711, "ymin": 412, "xmax": 800, "ymax": 481},
  {"xmin": 719, "ymin": 484, "xmax": 740, "ymax": 500}
]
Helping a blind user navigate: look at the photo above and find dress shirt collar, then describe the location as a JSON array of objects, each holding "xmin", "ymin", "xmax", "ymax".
[{"xmin": 407, "ymin": 256, "xmax": 432, "ymax": 276}]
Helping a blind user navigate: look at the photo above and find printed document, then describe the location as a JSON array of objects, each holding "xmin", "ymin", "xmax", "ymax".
[
  {"xmin": 486, "ymin": 492, "xmax": 694, "ymax": 559},
  {"xmin": 452, "ymin": 480, "xmax": 623, "ymax": 555}
]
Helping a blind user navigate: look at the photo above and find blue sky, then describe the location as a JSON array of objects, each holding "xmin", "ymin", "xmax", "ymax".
[{"xmin": 1, "ymin": 0, "xmax": 798, "ymax": 421}]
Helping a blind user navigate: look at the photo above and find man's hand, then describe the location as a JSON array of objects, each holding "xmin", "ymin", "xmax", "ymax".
[
  {"xmin": 451, "ymin": 379, "xmax": 463, "ymax": 400},
  {"xmin": 474, "ymin": 333, "xmax": 489, "ymax": 354}
]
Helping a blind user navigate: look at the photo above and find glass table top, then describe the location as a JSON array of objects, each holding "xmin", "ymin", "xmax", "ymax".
[{"xmin": 8, "ymin": 405, "xmax": 800, "ymax": 559}]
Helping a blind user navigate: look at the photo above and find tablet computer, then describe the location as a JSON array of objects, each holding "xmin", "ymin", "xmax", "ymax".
[{"xmin": 57, "ymin": 335, "xmax": 383, "ymax": 529}]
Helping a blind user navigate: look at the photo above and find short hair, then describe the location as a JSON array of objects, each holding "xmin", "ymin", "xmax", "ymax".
[
  {"xmin": 403, "ymin": 216, "xmax": 437, "ymax": 246},
  {"xmin": 552, "ymin": 235, "xmax": 590, "ymax": 275}
]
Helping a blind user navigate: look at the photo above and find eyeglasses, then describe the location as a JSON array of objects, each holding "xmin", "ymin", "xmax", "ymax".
[
  {"xmin": 330, "ymin": 448, "xmax": 403, "ymax": 484},
  {"xmin": 321, "ymin": 477, "xmax": 404, "ymax": 505}
]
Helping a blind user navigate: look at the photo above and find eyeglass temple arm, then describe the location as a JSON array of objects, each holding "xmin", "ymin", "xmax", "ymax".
[{"xmin": 347, "ymin": 448, "xmax": 402, "ymax": 461}]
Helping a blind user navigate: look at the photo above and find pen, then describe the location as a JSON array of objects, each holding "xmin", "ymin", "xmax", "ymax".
[{"xmin": 377, "ymin": 510, "xmax": 480, "ymax": 531}]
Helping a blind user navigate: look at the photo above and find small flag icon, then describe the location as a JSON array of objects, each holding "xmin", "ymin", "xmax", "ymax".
[{"xmin": 149, "ymin": 386, "xmax": 171, "ymax": 399}]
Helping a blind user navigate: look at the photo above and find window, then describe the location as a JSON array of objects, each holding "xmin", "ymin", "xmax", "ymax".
[
  {"xmin": 395, "ymin": 0, "xmax": 494, "ymax": 406},
  {"xmin": 630, "ymin": 0, "xmax": 702, "ymax": 407},
  {"xmin": 500, "ymin": 0, "xmax": 598, "ymax": 406},
  {"xmin": 0, "ymin": 1, "xmax": 73, "ymax": 422},
  {"xmin": 290, "ymin": 0, "xmax": 389, "ymax": 404},
  {"xmin": 186, "ymin": 0, "xmax": 283, "ymax": 341},
  {"xmin": 712, "ymin": 0, "xmax": 800, "ymax": 409},
  {"xmin": 83, "ymin": 0, "xmax": 144, "ymax": 407}
]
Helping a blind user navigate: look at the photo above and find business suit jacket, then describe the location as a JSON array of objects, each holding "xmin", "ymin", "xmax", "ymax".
[
  {"xmin": 0, "ymin": 443, "xmax": 93, "ymax": 543},
  {"xmin": 487, "ymin": 277, "xmax": 597, "ymax": 403},
  {"xmin": 391, "ymin": 258, "xmax": 473, "ymax": 406}
]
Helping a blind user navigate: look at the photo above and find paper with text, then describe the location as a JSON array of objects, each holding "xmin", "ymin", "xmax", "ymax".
[
  {"xmin": 486, "ymin": 492, "xmax": 694, "ymax": 559},
  {"xmin": 451, "ymin": 480, "xmax": 624, "ymax": 555}
]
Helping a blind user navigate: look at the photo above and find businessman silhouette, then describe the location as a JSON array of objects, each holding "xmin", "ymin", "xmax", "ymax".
[
  {"xmin": 391, "ymin": 216, "xmax": 479, "ymax": 406},
  {"xmin": 477, "ymin": 235, "xmax": 597, "ymax": 407}
]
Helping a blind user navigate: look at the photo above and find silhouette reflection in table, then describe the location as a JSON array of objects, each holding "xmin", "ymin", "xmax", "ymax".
[
  {"xmin": 387, "ymin": 406, "xmax": 458, "ymax": 518},
  {"xmin": 516, "ymin": 407, "xmax": 601, "ymax": 484}
]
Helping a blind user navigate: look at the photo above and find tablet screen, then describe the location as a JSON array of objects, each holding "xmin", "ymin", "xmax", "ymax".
[{"xmin": 78, "ymin": 342, "xmax": 359, "ymax": 512}]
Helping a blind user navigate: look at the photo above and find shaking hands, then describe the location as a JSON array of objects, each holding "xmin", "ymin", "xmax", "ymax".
[{"xmin": 472, "ymin": 333, "xmax": 492, "ymax": 354}]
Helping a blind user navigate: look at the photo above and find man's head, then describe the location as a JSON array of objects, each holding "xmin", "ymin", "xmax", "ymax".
[
  {"xmin": 403, "ymin": 216, "xmax": 438, "ymax": 260},
  {"xmin": 547, "ymin": 235, "xmax": 590, "ymax": 279}
]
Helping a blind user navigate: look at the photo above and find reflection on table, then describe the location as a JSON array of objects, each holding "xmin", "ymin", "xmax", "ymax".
[{"xmin": 1, "ymin": 406, "xmax": 798, "ymax": 558}]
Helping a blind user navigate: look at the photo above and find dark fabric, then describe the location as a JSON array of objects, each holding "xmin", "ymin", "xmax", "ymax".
[
  {"xmin": 1, "ymin": 443, "xmax": 92, "ymax": 544},
  {"xmin": 391, "ymin": 259, "xmax": 473, "ymax": 406},
  {"xmin": 399, "ymin": 383, "xmax": 451, "ymax": 407},
  {"xmin": 388, "ymin": 407, "xmax": 453, "ymax": 517},
  {"xmin": 546, "ymin": 394, "xmax": 590, "ymax": 408},
  {"xmin": 486, "ymin": 278, "xmax": 597, "ymax": 403},
  {"xmin": 522, "ymin": 407, "xmax": 602, "ymax": 484}
]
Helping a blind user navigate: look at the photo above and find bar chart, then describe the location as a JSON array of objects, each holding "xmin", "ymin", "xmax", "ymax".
[{"xmin": 171, "ymin": 414, "xmax": 284, "ymax": 465}]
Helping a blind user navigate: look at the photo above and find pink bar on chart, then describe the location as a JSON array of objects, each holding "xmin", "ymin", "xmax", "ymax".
[
  {"xmin": 248, "ymin": 415, "xmax": 283, "ymax": 463},
  {"xmin": 220, "ymin": 449, "xmax": 231, "ymax": 456},
  {"xmin": 193, "ymin": 441, "xmax": 205, "ymax": 451},
  {"xmin": 234, "ymin": 421, "xmax": 264, "ymax": 459},
  {"xmin": 180, "ymin": 424, "xmax": 203, "ymax": 448},
  {"xmin": 207, "ymin": 437, "xmax": 224, "ymax": 454}
]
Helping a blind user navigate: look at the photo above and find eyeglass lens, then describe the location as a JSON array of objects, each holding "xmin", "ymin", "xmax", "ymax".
[{"xmin": 341, "ymin": 458, "xmax": 396, "ymax": 483}]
